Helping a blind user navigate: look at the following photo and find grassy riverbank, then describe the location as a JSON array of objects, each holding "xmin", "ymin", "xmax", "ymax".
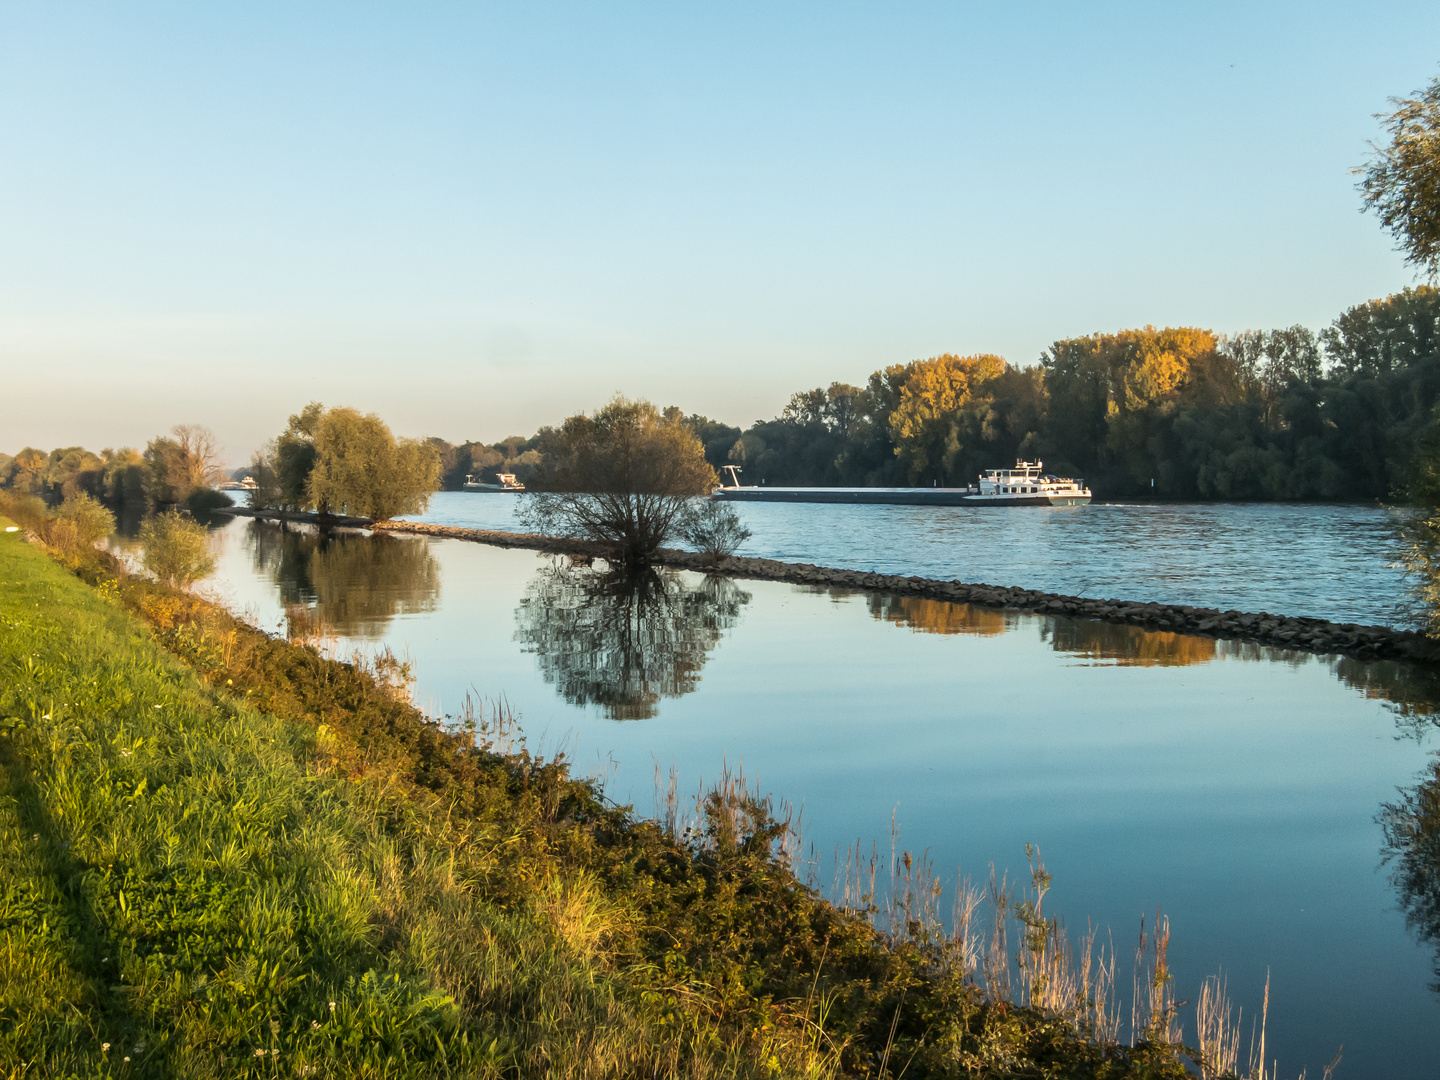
[{"xmin": 0, "ymin": 514, "xmax": 1220, "ymax": 1078}]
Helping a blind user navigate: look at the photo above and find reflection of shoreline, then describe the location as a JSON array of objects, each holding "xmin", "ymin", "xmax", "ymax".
[
  {"xmin": 515, "ymin": 565, "xmax": 750, "ymax": 720},
  {"xmin": 246, "ymin": 520, "xmax": 440, "ymax": 639},
  {"xmin": 1381, "ymin": 757, "xmax": 1440, "ymax": 993},
  {"xmin": 852, "ymin": 584, "xmax": 1440, "ymax": 728}
]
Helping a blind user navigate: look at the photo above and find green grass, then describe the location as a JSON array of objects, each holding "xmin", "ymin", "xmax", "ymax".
[
  {"xmin": 0, "ymin": 523, "xmax": 499, "ymax": 1077},
  {"xmin": 0, "ymin": 513, "xmax": 1217, "ymax": 1079}
]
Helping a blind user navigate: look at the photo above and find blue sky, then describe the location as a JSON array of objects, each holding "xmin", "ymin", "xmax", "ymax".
[{"xmin": 2, "ymin": 2, "xmax": 1438, "ymax": 463}]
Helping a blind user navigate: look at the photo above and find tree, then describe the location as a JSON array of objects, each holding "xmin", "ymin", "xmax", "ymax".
[
  {"xmin": 1321, "ymin": 287, "xmax": 1440, "ymax": 377},
  {"xmin": 306, "ymin": 407, "xmax": 441, "ymax": 520},
  {"xmin": 144, "ymin": 425, "xmax": 223, "ymax": 506},
  {"xmin": 275, "ymin": 402, "xmax": 323, "ymax": 509},
  {"xmin": 1360, "ymin": 74, "xmax": 1440, "ymax": 279},
  {"xmin": 247, "ymin": 448, "xmax": 282, "ymax": 509},
  {"xmin": 139, "ymin": 511, "xmax": 216, "ymax": 588},
  {"xmin": 888, "ymin": 353, "xmax": 1006, "ymax": 484},
  {"xmin": 54, "ymin": 493, "xmax": 115, "ymax": 547},
  {"xmin": 1042, "ymin": 327, "xmax": 1218, "ymax": 490},
  {"xmin": 678, "ymin": 499, "xmax": 752, "ymax": 566},
  {"xmin": 521, "ymin": 397, "xmax": 718, "ymax": 568}
]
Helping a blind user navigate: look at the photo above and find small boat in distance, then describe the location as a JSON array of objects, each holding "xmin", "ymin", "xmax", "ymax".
[
  {"xmin": 463, "ymin": 472, "xmax": 526, "ymax": 493},
  {"xmin": 713, "ymin": 460, "xmax": 1090, "ymax": 507}
]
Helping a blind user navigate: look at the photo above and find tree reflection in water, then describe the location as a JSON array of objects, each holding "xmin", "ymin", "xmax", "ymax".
[
  {"xmin": 515, "ymin": 563, "xmax": 751, "ymax": 720},
  {"xmin": 857, "ymin": 586, "xmax": 1440, "ymax": 729},
  {"xmin": 246, "ymin": 520, "xmax": 440, "ymax": 638},
  {"xmin": 1381, "ymin": 758, "xmax": 1440, "ymax": 991}
]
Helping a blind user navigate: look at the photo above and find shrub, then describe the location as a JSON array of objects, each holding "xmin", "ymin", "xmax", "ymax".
[
  {"xmin": 54, "ymin": 492, "xmax": 116, "ymax": 546},
  {"xmin": 0, "ymin": 490, "xmax": 49, "ymax": 530},
  {"xmin": 678, "ymin": 498, "xmax": 752, "ymax": 565},
  {"xmin": 139, "ymin": 511, "xmax": 216, "ymax": 588},
  {"xmin": 185, "ymin": 486, "xmax": 234, "ymax": 514}
]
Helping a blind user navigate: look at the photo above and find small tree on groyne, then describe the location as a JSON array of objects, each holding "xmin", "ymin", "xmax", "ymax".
[{"xmin": 520, "ymin": 397, "xmax": 717, "ymax": 569}]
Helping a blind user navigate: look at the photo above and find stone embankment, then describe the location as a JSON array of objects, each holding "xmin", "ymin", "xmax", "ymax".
[{"xmin": 220, "ymin": 508, "xmax": 1437, "ymax": 666}]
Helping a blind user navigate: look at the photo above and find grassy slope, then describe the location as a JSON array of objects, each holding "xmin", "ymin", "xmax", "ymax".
[{"xmin": 0, "ymin": 519, "xmax": 1200, "ymax": 1079}]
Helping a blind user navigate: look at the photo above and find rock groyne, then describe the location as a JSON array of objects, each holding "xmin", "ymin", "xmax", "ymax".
[{"xmin": 219, "ymin": 507, "xmax": 1436, "ymax": 666}]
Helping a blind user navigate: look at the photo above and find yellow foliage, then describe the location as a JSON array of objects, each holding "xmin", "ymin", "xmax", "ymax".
[
  {"xmin": 888, "ymin": 353, "xmax": 1006, "ymax": 481},
  {"xmin": 869, "ymin": 595, "xmax": 1009, "ymax": 637},
  {"xmin": 889, "ymin": 354, "xmax": 1006, "ymax": 443},
  {"xmin": 1048, "ymin": 327, "xmax": 1216, "ymax": 415}
]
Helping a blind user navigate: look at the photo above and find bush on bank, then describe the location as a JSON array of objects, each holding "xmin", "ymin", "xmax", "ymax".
[{"xmin": 0, "ymin": 502, "xmax": 1228, "ymax": 1079}]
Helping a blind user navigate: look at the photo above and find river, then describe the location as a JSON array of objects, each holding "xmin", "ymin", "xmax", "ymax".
[
  {"xmin": 189, "ymin": 501, "xmax": 1438, "ymax": 1077},
  {"xmin": 400, "ymin": 493, "xmax": 1414, "ymax": 628}
]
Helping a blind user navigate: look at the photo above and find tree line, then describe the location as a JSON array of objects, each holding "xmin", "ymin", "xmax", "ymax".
[
  {"xmin": 704, "ymin": 287, "xmax": 1440, "ymax": 500},
  {"xmin": 1, "ymin": 405, "xmax": 443, "ymax": 523},
  {"xmin": 0, "ymin": 424, "xmax": 231, "ymax": 515},
  {"xmin": 417, "ymin": 287, "xmax": 1440, "ymax": 503}
]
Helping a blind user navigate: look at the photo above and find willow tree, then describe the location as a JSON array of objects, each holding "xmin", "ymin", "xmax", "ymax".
[
  {"xmin": 1361, "ymin": 74, "xmax": 1440, "ymax": 281},
  {"xmin": 306, "ymin": 407, "xmax": 442, "ymax": 520},
  {"xmin": 521, "ymin": 397, "xmax": 717, "ymax": 568}
]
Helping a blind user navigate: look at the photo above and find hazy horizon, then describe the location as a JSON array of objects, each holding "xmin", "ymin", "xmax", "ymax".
[{"xmin": 3, "ymin": 2, "xmax": 1438, "ymax": 466}]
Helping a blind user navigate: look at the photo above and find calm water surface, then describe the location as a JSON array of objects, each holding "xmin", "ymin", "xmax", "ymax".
[
  {"xmin": 400, "ymin": 492, "xmax": 1413, "ymax": 627},
  {"xmin": 198, "ymin": 514, "xmax": 1440, "ymax": 1078}
]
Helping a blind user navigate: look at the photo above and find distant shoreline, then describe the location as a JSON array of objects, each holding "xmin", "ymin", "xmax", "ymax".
[{"xmin": 216, "ymin": 505, "xmax": 1436, "ymax": 666}]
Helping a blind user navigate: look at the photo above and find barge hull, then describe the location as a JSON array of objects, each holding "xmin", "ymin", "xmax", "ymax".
[{"xmin": 714, "ymin": 488, "xmax": 1088, "ymax": 507}]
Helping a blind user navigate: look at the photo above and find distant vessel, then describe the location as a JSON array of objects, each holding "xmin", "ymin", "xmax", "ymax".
[
  {"xmin": 219, "ymin": 476, "xmax": 258, "ymax": 491},
  {"xmin": 463, "ymin": 472, "xmax": 526, "ymax": 493},
  {"xmin": 714, "ymin": 460, "xmax": 1091, "ymax": 507}
]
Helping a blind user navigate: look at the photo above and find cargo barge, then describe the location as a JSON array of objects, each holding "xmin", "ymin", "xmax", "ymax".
[{"xmin": 713, "ymin": 460, "xmax": 1091, "ymax": 507}]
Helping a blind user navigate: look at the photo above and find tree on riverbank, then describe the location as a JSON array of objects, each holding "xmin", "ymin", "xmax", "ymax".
[
  {"xmin": 143, "ymin": 424, "xmax": 224, "ymax": 506},
  {"xmin": 307, "ymin": 407, "xmax": 442, "ymax": 519},
  {"xmin": 521, "ymin": 397, "xmax": 717, "ymax": 568},
  {"xmin": 246, "ymin": 404, "xmax": 441, "ymax": 520},
  {"xmin": 1361, "ymin": 73, "xmax": 1440, "ymax": 280}
]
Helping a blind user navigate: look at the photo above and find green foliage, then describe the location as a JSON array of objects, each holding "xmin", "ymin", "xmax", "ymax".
[
  {"xmin": 1320, "ymin": 285, "xmax": 1440, "ymax": 377},
  {"xmin": 523, "ymin": 397, "xmax": 719, "ymax": 567},
  {"xmin": 1360, "ymin": 74, "xmax": 1440, "ymax": 280},
  {"xmin": 276, "ymin": 402, "xmax": 323, "ymax": 509},
  {"xmin": 139, "ymin": 511, "xmax": 216, "ymax": 588},
  {"xmin": 306, "ymin": 407, "xmax": 442, "ymax": 520},
  {"xmin": 184, "ymin": 487, "xmax": 234, "ymax": 514},
  {"xmin": 675, "ymin": 413, "xmax": 742, "ymax": 472},
  {"xmin": 705, "ymin": 289, "xmax": 1440, "ymax": 500},
  {"xmin": 55, "ymin": 492, "xmax": 116, "ymax": 546}
]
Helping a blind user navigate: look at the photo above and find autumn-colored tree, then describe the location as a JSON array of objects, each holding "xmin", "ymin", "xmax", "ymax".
[
  {"xmin": 1043, "ymin": 327, "xmax": 1217, "ymax": 485},
  {"xmin": 143, "ymin": 425, "xmax": 224, "ymax": 506},
  {"xmin": 522, "ymin": 397, "xmax": 717, "ymax": 568},
  {"xmin": 4, "ymin": 448, "xmax": 50, "ymax": 495},
  {"xmin": 306, "ymin": 408, "xmax": 442, "ymax": 520},
  {"xmin": 887, "ymin": 353, "xmax": 1006, "ymax": 483}
]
